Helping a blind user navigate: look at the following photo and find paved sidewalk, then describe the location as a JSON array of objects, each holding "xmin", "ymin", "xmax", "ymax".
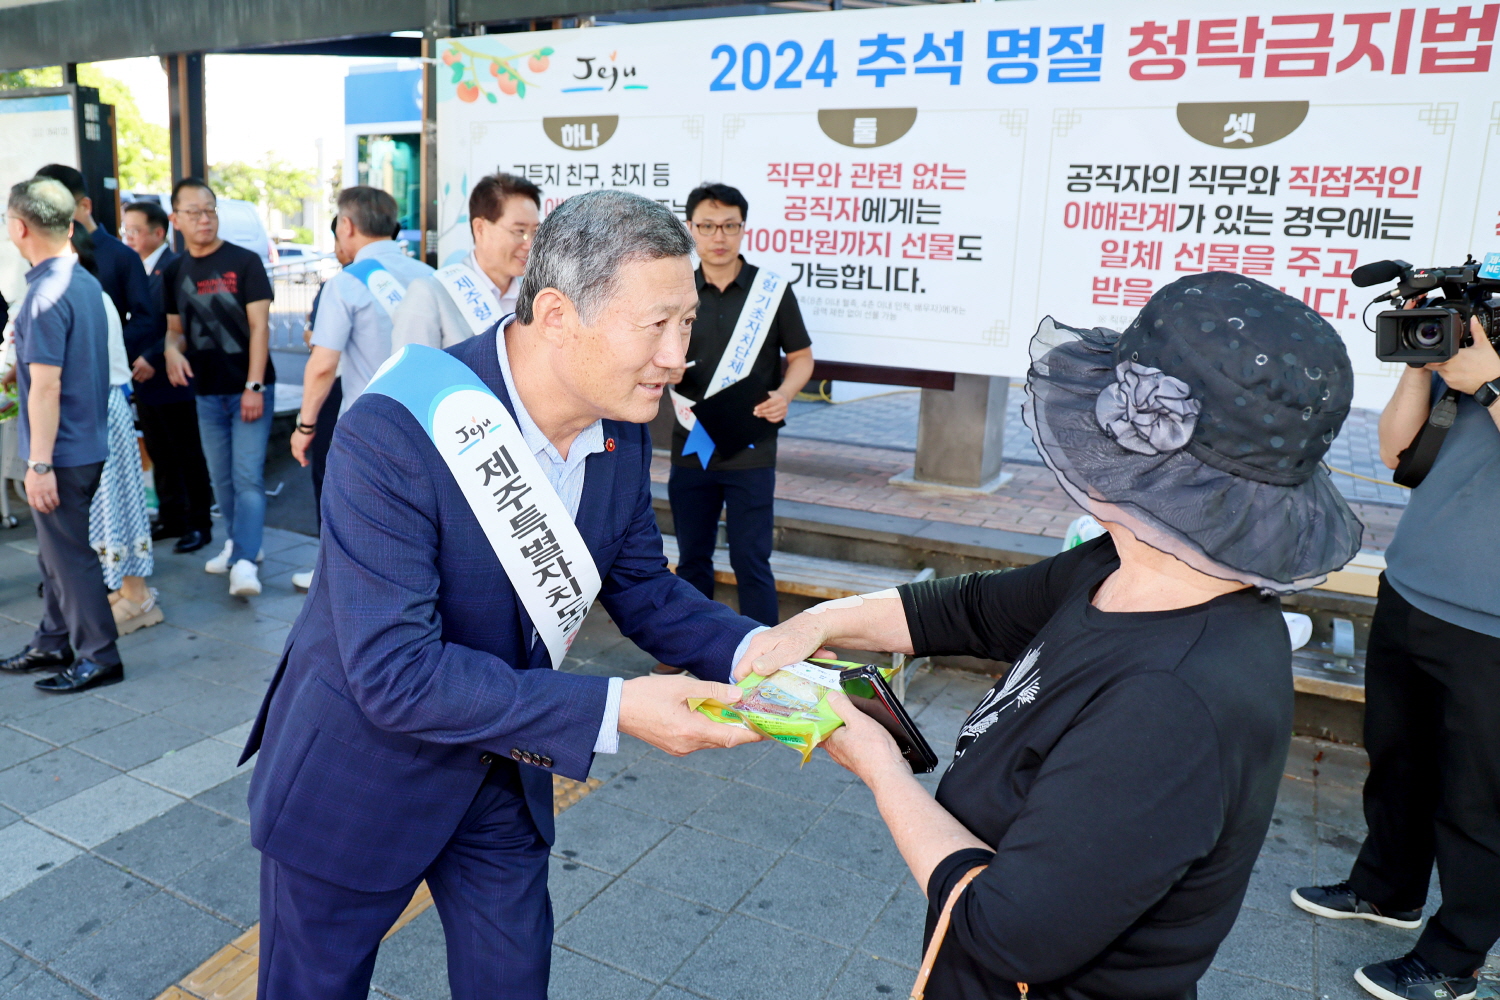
[{"xmin": 0, "ymin": 515, "xmax": 1494, "ymax": 999}]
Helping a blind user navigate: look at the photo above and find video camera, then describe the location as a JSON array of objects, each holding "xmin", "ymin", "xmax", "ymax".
[{"xmin": 1353, "ymin": 255, "xmax": 1500, "ymax": 365}]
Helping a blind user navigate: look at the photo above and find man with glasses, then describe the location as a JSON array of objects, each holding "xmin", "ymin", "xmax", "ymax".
[
  {"xmin": 392, "ymin": 172, "xmax": 541, "ymax": 351},
  {"xmin": 161, "ymin": 177, "xmax": 275, "ymax": 597},
  {"xmin": 656, "ymin": 183, "xmax": 814, "ymax": 674}
]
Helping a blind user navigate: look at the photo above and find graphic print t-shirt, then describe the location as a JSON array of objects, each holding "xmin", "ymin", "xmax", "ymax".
[
  {"xmin": 162, "ymin": 242, "xmax": 274, "ymax": 396},
  {"xmin": 895, "ymin": 537, "xmax": 1295, "ymax": 1000}
]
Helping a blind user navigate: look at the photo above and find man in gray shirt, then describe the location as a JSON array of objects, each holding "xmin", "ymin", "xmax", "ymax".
[
  {"xmin": 0, "ymin": 177, "xmax": 121, "ymax": 693},
  {"xmin": 1295, "ymin": 313, "xmax": 1500, "ymax": 1000},
  {"xmin": 288, "ymin": 186, "xmax": 433, "ymax": 591}
]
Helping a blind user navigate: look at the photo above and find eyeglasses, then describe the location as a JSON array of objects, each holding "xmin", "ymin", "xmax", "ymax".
[
  {"xmin": 177, "ymin": 208, "xmax": 217, "ymax": 221},
  {"xmin": 508, "ymin": 228, "xmax": 535, "ymax": 243},
  {"xmin": 693, "ymin": 222, "xmax": 743, "ymax": 236}
]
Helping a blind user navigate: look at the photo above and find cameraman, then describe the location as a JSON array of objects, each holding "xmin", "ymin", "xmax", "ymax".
[{"xmin": 1294, "ymin": 313, "xmax": 1500, "ymax": 1000}]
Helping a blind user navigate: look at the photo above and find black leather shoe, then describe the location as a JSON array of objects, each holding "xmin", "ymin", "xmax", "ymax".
[
  {"xmin": 152, "ymin": 523, "xmax": 184, "ymax": 542},
  {"xmin": 0, "ymin": 646, "xmax": 74, "ymax": 673},
  {"xmin": 34, "ymin": 659, "xmax": 123, "ymax": 693},
  {"xmin": 174, "ymin": 529, "xmax": 212, "ymax": 554}
]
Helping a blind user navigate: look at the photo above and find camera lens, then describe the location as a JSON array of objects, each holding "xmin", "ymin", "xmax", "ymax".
[{"xmin": 1408, "ymin": 320, "xmax": 1445, "ymax": 349}]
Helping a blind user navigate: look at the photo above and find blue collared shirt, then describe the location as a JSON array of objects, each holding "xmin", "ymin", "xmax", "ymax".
[{"xmin": 494, "ymin": 320, "xmax": 763, "ymax": 753}]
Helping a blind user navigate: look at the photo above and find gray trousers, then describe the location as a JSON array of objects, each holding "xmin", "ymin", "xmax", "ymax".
[{"xmin": 32, "ymin": 462, "xmax": 120, "ymax": 666}]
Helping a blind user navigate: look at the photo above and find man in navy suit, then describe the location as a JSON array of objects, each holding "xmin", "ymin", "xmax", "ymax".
[
  {"xmin": 36, "ymin": 165, "xmax": 153, "ymax": 353},
  {"xmin": 121, "ymin": 199, "xmax": 216, "ymax": 553},
  {"xmin": 243, "ymin": 190, "xmax": 775, "ymax": 999}
]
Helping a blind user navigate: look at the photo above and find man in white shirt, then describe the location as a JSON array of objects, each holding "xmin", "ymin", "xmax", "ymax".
[{"xmin": 390, "ymin": 172, "xmax": 540, "ymax": 351}]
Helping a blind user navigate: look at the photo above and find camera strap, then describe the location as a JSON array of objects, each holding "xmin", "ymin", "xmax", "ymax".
[{"xmin": 1393, "ymin": 387, "xmax": 1460, "ymax": 489}]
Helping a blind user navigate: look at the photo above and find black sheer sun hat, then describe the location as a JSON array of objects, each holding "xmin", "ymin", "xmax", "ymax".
[{"xmin": 1022, "ymin": 271, "xmax": 1363, "ymax": 593}]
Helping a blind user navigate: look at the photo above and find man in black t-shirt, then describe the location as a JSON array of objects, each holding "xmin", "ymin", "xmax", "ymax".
[
  {"xmin": 162, "ymin": 178, "xmax": 275, "ymax": 598},
  {"xmin": 659, "ymin": 184, "xmax": 813, "ymax": 650}
]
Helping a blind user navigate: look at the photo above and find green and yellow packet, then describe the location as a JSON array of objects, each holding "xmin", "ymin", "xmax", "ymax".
[{"xmin": 690, "ymin": 658, "xmax": 892, "ymax": 764}]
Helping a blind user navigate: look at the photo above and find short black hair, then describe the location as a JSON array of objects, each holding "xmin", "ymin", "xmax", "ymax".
[
  {"xmin": 470, "ymin": 172, "xmax": 542, "ymax": 225},
  {"xmin": 36, "ymin": 163, "xmax": 88, "ymax": 202},
  {"xmin": 124, "ymin": 199, "xmax": 169, "ymax": 233},
  {"xmin": 337, "ymin": 185, "xmax": 399, "ymax": 239},
  {"xmin": 171, "ymin": 176, "xmax": 216, "ymax": 208},
  {"xmin": 686, "ymin": 183, "xmax": 748, "ymax": 223}
]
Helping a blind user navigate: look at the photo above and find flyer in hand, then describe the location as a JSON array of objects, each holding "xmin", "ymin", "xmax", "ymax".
[{"xmin": 691, "ymin": 658, "xmax": 891, "ymax": 764}]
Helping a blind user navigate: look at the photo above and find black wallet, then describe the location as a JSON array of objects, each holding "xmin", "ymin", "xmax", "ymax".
[{"xmin": 812, "ymin": 660, "xmax": 940, "ymax": 774}]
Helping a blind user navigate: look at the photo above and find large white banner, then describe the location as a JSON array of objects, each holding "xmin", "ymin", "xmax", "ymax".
[{"xmin": 437, "ymin": 1, "xmax": 1500, "ymax": 408}]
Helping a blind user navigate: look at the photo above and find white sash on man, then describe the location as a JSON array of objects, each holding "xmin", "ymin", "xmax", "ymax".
[
  {"xmin": 434, "ymin": 261, "xmax": 502, "ymax": 337},
  {"xmin": 346, "ymin": 258, "xmax": 408, "ymax": 319},
  {"xmin": 669, "ymin": 267, "xmax": 787, "ymax": 432},
  {"xmin": 363, "ymin": 344, "xmax": 601, "ymax": 669}
]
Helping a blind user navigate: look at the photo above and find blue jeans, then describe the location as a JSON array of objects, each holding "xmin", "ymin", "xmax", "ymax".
[
  {"xmin": 196, "ymin": 390, "xmax": 273, "ymax": 565},
  {"xmin": 668, "ymin": 464, "xmax": 780, "ymax": 626}
]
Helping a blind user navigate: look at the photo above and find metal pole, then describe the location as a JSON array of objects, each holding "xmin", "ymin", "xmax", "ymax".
[
  {"xmin": 165, "ymin": 53, "xmax": 206, "ymax": 182},
  {"xmin": 420, "ymin": 0, "xmax": 456, "ymax": 267}
]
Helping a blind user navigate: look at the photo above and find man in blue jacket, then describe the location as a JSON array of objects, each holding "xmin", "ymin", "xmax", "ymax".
[{"xmin": 243, "ymin": 190, "xmax": 770, "ymax": 999}]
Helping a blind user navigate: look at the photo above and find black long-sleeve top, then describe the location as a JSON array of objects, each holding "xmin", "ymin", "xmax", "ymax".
[{"xmin": 897, "ymin": 536, "xmax": 1292, "ymax": 1000}]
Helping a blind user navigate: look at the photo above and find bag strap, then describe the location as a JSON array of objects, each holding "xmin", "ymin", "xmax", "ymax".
[
  {"xmin": 910, "ymin": 865, "xmax": 1029, "ymax": 1000},
  {"xmin": 1393, "ymin": 387, "xmax": 1460, "ymax": 489}
]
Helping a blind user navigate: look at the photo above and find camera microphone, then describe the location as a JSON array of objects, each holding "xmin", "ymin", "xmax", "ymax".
[{"xmin": 1351, "ymin": 260, "xmax": 1409, "ymax": 287}]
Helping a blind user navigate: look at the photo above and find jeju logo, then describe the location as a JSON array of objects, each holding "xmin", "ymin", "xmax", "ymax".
[{"xmin": 566, "ymin": 53, "xmax": 646, "ymax": 92}]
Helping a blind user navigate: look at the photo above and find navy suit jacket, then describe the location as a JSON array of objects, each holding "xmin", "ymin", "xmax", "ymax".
[
  {"xmin": 92, "ymin": 228, "xmax": 154, "ymax": 360},
  {"xmin": 132, "ymin": 248, "xmax": 194, "ymax": 405},
  {"xmin": 243, "ymin": 329, "xmax": 759, "ymax": 892}
]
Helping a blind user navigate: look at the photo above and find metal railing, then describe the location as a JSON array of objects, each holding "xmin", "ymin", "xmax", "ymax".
[{"xmin": 268, "ymin": 256, "xmax": 341, "ymax": 352}]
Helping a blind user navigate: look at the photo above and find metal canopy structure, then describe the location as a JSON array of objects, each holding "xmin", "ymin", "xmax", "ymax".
[{"xmin": 0, "ymin": 0, "xmax": 942, "ymax": 69}]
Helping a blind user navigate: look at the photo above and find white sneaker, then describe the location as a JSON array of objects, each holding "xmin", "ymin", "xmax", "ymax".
[
  {"xmin": 291, "ymin": 570, "xmax": 313, "ymax": 592},
  {"xmin": 228, "ymin": 559, "xmax": 262, "ymax": 597},
  {"xmin": 205, "ymin": 541, "xmax": 265, "ymax": 574},
  {"xmin": 205, "ymin": 540, "xmax": 235, "ymax": 574}
]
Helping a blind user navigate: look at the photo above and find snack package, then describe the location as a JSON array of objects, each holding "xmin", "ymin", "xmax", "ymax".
[{"xmin": 691, "ymin": 658, "xmax": 891, "ymax": 764}]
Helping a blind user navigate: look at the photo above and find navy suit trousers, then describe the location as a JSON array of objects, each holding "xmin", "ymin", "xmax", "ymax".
[
  {"xmin": 668, "ymin": 464, "xmax": 779, "ymax": 626},
  {"xmin": 257, "ymin": 760, "xmax": 551, "ymax": 1000}
]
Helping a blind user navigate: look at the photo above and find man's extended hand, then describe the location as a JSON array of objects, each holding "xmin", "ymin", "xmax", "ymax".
[
  {"xmin": 732, "ymin": 616, "xmax": 835, "ymax": 682},
  {"xmin": 1430, "ymin": 317, "xmax": 1500, "ymax": 395},
  {"xmin": 617, "ymin": 674, "xmax": 765, "ymax": 755},
  {"xmin": 131, "ymin": 356, "xmax": 155, "ymax": 383},
  {"xmin": 241, "ymin": 388, "xmax": 264, "ymax": 423}
]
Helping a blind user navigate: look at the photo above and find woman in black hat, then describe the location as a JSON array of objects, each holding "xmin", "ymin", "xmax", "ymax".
[{"xmin": 741, "ymin": 272, "xmax": 1362, "ymax": 1000}]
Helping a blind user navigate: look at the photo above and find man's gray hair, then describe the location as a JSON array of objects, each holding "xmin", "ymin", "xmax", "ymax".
[
  {"xmin": 516, "ymin": 190, "xmax": 692, "ymax": 325},
  {"xmin": 337, "ymin": 185, "xmax": 400, "ymax": 239},
  {"xmin": 8, "ymin": 177, "xmax": 75, "ymax": 236}
]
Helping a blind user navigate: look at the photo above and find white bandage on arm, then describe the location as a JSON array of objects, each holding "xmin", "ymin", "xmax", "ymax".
[{"xmin": 803, "ymin": 588, "xmax": 901, "ymax": 614}]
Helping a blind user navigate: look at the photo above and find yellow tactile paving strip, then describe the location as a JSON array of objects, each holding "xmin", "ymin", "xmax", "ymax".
[{"xmin": 156, "ymin": 775, "xmax": 604, "ymax": 1000}]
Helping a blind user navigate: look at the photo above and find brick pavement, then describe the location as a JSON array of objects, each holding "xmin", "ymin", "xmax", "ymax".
[
  {"xmin": 784, "ymin": 388, "xmax": 1410, "ymax": 509},
  {"xmin": 0, "ymin": 516, "xmax": 1488, "ymax": 999},
  {"xmin": 654, "ymin": 437, "xmax": 1406, "ymax": 552}
]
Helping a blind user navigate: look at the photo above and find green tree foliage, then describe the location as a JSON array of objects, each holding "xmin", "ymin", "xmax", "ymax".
[
  {"xmin": 209, "ymin": 155, "xmax": 315, "ymax": 218},
  {"xmin": 0, "ymin": 64, "xmax": 171, "ymax": 192}
]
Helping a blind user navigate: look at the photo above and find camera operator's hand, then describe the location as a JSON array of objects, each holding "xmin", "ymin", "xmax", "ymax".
[{"xmin": 1430, "ymin": 317, "xmax": 1500, "ymax": 395}]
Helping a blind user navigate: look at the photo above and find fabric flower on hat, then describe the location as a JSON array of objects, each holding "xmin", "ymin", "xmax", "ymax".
[{"xmin": 1095, "ymin": 361, "xmax": 1202, "ymax": 456}]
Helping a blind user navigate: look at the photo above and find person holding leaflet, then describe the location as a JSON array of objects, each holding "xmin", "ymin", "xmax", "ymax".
[{"xmin": 243, "ymin": 190, "xmax": 775, "ymax": 999}]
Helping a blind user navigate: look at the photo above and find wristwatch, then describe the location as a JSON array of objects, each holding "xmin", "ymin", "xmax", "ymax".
[
  {"xmin": 25, "ymin": 460, "xmax": 52, "ymax": 475},
  {"xmin": 244, "ymin": 380, "xmax": 265, "ymax": 392},
  {"xmin": 1475, "ymin": 377, "xmax": 1500, "ymax": 409}
]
